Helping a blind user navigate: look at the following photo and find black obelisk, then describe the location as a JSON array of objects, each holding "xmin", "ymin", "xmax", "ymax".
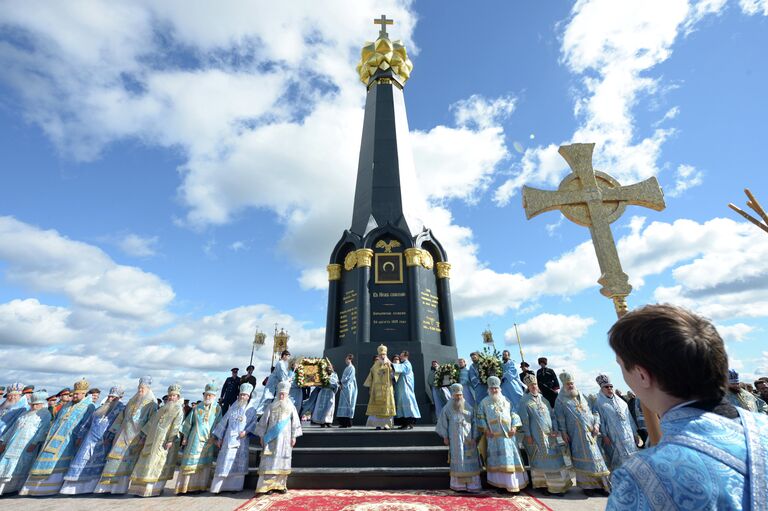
[{"xmin": 323, "ymin": 16, "xmax": 458, "ymax": 424}]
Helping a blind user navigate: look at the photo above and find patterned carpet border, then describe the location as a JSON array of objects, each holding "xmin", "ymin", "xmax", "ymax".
[{"xmin": 235, "ymin": 489, "xmax": 553, "ymax": 511}]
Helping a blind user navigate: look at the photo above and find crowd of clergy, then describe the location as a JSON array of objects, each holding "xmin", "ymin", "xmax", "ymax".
[{"xmin": 1, "ymin": 330, "xmax": 766, "ymax": 501}]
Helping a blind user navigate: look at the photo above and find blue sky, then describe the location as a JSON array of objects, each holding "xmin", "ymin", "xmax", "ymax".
[{"xmin": 0, "ymin": 0, "xmax": 767, "ymax": 398}]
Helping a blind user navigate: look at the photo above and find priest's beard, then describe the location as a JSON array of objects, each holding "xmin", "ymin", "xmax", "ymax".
[
  {"xmin": 94, "ymin": 398, "xmax": 119, "ymax": 418},
  {"xmin": 270, "ymin": 397, "xmax": 292, "ymax": 416},
  {"xmin": 204, "ymin": 395, "xmax": 215, "ymax": 406},
  {"xmin": 452, "ymin": 397, "xmax": 465, "ymax": 412},
  {"xmin": 567, "ymin": 389, "xmax": 579, "ymax": 398},
  {"xmin": 490, "ymin": 392, "xmax": 505, "ymax": 405}
]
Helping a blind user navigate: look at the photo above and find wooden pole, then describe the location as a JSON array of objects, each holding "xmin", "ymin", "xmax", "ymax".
[{"xmin": 513, "ymin": 323, "xmax": 525, "ymax": 364}]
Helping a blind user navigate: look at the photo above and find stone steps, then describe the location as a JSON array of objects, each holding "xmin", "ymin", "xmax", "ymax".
[{"xmin": 246, "ymin": 425, "xmax": 451, "ymax": 489}]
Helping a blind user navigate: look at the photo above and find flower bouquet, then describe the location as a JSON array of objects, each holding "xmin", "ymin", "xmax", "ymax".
[
  {"xmin": 477, "ymin": 346, "xmax": 502, "ymax": 384},
  {"xmin": 433, "ymin": 363, "xmax": 459, "ymax": 387}
]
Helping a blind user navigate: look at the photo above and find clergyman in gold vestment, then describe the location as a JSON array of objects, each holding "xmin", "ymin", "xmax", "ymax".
[{"xmin": 364, "ymin": 345, "xmax": 397, "ymax": 429}]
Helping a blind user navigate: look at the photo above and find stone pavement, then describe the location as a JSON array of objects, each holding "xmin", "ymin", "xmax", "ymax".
[{"xmin": 0, "ymin": 489, "xmax": 607, "ymax": 511}]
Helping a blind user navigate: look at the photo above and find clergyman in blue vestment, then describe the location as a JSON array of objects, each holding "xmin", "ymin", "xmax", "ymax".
[
  {"xmin": 554, "ymin": 371, "xmax": 611, "ymax": 494},
  {"xmin": 60, "ymin": 386, "xmax": 126, "ymax": 494},
  {"xmin": 393, "ymin": 351, "xmax": 421, "ymax": 429},
  {"xmin": 336, "ymin": 355, "xmax": 358, "ymax": 428},
  {"xmin": 592, "ymin": 374, "xmax": 639, "ymax": 471},
  {"xmin": 20, "ymin": 379, "xmax": 95, "ymax": 496},
  {"xmin": 606, "ymin": 304, "xmax": 767, "ymax": 511},
  {"xmin": 435, "ymin": 383, "xmax": 482, "ymax": 492},
  {"xmin": 0, "ymin": 390, "xmax": 52, "ymax": 495},
  {"xmin": 500, "ymin": 350, "xmax": 525, "ymax": 410}
]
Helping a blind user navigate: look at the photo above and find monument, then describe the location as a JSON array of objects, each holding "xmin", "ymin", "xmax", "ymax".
[{"xmin": 322, "ymin": 15, "xmax": 458, "ymax": 424}]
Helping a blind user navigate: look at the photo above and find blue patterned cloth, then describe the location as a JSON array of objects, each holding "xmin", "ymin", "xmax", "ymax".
[
  {"xmin": 607, "ymin": 405, "xmax": 768, "ymax": 511},
  {"xmin": 0, "ymin": 408, "xmax": 51, "ymax": 488},
  {"xmin": 633, "ymin": 398, "xmax": 646, "ymax": 431},
  {"xmin": 428, "ymin": 368, "xmax": 449, "ymax": 419},
  {"xmin": 337, "ymin": 364, "xmax": 358, "ymax": 419},
  {"xmin": 459, "ymin": 367, "xmax": 475, "ymax": 409},
  {"xmin": 594, "ymin": 393, "xmax": 638, "ymax": 470},
  {"xmin": 212, "ymin": 400, "xmax": 257, "ymax": 478},
  {"xmin": 554, "ymin": 392, "xmax": 610, "ymax": 489},
  {"xmin": 311, "ymin": 373, "xmax": 339, "ymax": 424},
  {"xmin": 394, "ymin": 360, "xmax": 421, "ymax": 419},
  {"xmin": 255, "ymin": 360, "xmax": 289, "ymax": 415},
  {"xmin": 469, "ymin": 363, "xmax": 487, "ymax": 405},
  {"xmin": 179, "ymin": 402, "xmax": 221, "ymax": 475},
  {"xmin": 0, "ymin": 399, "xmax": 28, "ymax": 437},
  {"xmin": 287, "ymin": 370, "xmax": 304, "ymax": 414},
  {"xmin": 436, "ymin": 402, "xmax": 481, "ymax": 478},
  {"xmin": 63, "ymin": 401, "xmax": 125, "ymax": 482},
  {"xmin": 500, "ymin": 360, "xmax": 525, "ymax": 410},
  {"xmin": 517, "ymin": 392, "xmax": 570, "ymax": 473},
  {"xmin": 27, "ymin": 400, "xmax": 95, "ymax": 477}
]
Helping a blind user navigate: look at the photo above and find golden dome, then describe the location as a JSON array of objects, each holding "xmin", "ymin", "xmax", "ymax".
[{"xmin": 356, "ymin": 16, "xmax": 413, "ymax": 86}]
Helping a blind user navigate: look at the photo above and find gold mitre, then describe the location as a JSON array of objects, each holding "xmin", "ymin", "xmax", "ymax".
[
  {"xmin": 377, "ymin": 344, "xmax": 388, "ymax": 356},
  {"xmin": 73, "ymin": 379, "xmax": 89, "ymax": 393},
  {"xmin": 356, "ymin": 15, "xmax": 413, "ymax": 86}
]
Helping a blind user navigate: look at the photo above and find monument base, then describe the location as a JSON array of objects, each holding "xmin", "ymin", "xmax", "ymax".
[
  {"xmin": 247, "ymin": 426, "xmax": 449, "ymax": 490},
  {"xmin": 325, "ymin": 342, "xmax": 458, "ymax": 425}
]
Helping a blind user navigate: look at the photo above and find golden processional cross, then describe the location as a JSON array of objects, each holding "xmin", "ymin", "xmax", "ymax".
[
  {"xmin": 522, "ymin": 142, "xmax": 666, "ymax": 444},
  {"xmin": 523, "ymin": 143, "xmax": 666, "ymax": 316}
]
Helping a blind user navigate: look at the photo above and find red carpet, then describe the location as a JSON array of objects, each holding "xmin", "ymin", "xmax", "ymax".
[{"xmin": 237, "ymin": 489, "xmax": 553, "ymax": 511}]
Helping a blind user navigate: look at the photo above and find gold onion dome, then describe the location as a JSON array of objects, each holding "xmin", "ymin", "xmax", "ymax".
[{"xmin": 356, "ymin": 16, "xmax": 413, "ymax": 86}]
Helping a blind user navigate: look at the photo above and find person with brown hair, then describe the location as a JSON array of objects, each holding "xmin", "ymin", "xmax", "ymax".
[{"xmin": 605, "ymin": 304, "xmax": 767, "ymax": 510}]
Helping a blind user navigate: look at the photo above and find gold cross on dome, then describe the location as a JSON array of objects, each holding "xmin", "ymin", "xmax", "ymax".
[
  {"xmin": 374, "ymin": 14, "xmax": 394, "ymax": 37},
  {"xmin": 522, "ymin": 143, "xmax": 666, "ymax": 316}
]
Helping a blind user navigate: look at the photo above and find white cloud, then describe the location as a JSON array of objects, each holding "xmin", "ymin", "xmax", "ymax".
[
  {"xmin": 667, "ymin": 163, "xmax": 703, "ymax": 197},
  {"xmin": 716, "ymin": 323, "xmax": 755, "ymax": 343},
  {"xmin": 0, "ymin": 299, "xmax": 78, "ymax": 346},
  {"xmin": 450, "ymin": 94, "xmax": 517, "ymax": 130},
  {"xmin": 503, "ymin": 313, "xmax": 597, "ymax": 389},
  {"xmin": 0, "ymin": 216, "xmax": 174, "ymax": 324},
  {"xmin": 494, "ymin": 0, "xmax": 726, "ymax": 204},
  {"xmin": 117, "ymin": 233, "xmax": 159, "ymax": 257},
  {"xmin": 505, "ymin": 313, "xmax": 596, "ymax": 351},
  {"xmin": 740, "ymin": 0, "xmax": 768, "ymax": 15}
]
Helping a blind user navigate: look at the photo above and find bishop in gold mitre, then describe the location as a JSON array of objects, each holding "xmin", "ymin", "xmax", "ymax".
[{"xmin": 363, "ymin": 345, "xmax": 397, "ymax": 430}]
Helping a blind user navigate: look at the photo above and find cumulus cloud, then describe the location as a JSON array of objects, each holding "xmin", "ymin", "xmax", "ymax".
[
  {"xmin": 503, "ymin": 313, "xmax": 596, "ymax": 388},
  {"xmin": 0, "ymin": 299, "xmax": 78, "ymax": 346},
  {"xmin": 0, "ymin": 216, "xmax": 174, "ymax": 323},
  {"xmin": 494, "ymin": 0, "xmax": 726, "ymax": 204},
  {"xmin": 716, "ymin": 323, "xmax": 755, "ymax": 343}
]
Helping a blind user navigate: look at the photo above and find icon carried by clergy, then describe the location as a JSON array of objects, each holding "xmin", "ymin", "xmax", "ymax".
[{"xmin": 375, "ymin": 252, "xmax": 403, "ymax": 284}]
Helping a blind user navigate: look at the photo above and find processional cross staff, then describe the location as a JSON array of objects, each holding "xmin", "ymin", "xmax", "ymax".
[
  {"xmin": 521, "ymin": 143, "xmax": 666, "ymax": 445},
  {"xmin": 728, "ymin": 188, "xmax": 768, "ymax": 234}
]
